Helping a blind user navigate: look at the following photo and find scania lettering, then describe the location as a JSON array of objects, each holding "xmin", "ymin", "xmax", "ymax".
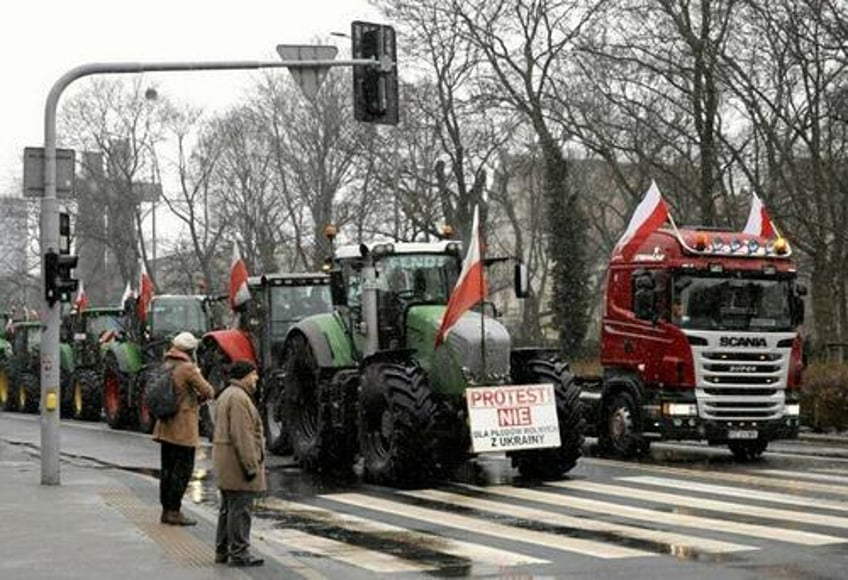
[{"xmin": 578, "ymin": 226, "xmax": 805, "ymax": 461}]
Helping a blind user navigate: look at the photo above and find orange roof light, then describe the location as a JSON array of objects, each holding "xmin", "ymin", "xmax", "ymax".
[
  {"xmin": 774, "ymin": 237, "xmax": 788, "ymax": 255},
  {"xmin": 323, "ymin": 224, "xmax": 338, "ymax": 240},
  {"xmin": 694, "ymin": 232, "xmax": 708, "ymax": 251},
  {"xmin": 441, "ymin": 224, "xmax": 455, "ymax": 239}
]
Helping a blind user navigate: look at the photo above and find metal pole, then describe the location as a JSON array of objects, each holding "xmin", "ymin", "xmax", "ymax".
[{"xmin": 40, "ymin": 55, "xmax": 380, "ymax": 485}]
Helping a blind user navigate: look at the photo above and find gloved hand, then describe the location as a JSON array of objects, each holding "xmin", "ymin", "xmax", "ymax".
[{"xmin": 245, "ymin": 471, "xmax": 256, "ymax": 482}]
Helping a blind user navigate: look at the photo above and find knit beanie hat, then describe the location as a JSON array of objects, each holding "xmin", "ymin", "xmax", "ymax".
[
  {"xmin": 230, "ymin": 360, "xmax": 257, "ymax": 380},
  {"xmin": 171, "ymin": 331, "xmax": 199, "ymax": 352}
]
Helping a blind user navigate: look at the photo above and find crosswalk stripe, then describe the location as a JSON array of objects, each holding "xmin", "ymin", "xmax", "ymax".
[
  {"xmin": 464, "ymin": 483, "xmax": 843, "ymax": 546},
  {"xmin": 401, "ymin": 488, "xmax": 756, "ymax": 555},
  {"xmin": 261, "ymin": 497, "xmax": 548, "ymax": 567},
  {"xmin": 621, "ymin": 476, "xmax": 848, "ymax": 513},
  {"xmin": 551, "ymin": 479, "xmax": 848, "ymax": 531},
  {"xmin": 817, "ymin": 467, "xmax": 848, "ymax": 476},
  {"xmin": 323, "ymin": 492, "xmax": 654, "ymax": 559},
  {"xmin": 581, "ymin": 457, "xmax": 848, "ymax": 497},
  {"xmin": 758, "ymin": 469, "xmax": 848, "ymax": 485},
  {"xmin": 265, "ymin": 528, "xmax": 437, "ymax": 573}
]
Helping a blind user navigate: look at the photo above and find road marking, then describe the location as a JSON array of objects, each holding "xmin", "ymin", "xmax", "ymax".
[
  {"xmin": 261, "ymin": 497, "xmax": 548, "ymax": 567},
  {"xmin": 758, "ymin": 469, "xmax": 848, "ymax": 485},
  {"xmin": 265, "ymin": 528, "xmax": 437, "ymax": 573},
  {"xmin": 552, "ymin": 479, "xmax": 848, "ymax": 531},
  {"xmin": 580, "ymin": 457, "xmax": 848, "ymax": 497},
  {"xmin": 401, "ymin": 488, "xmax": 755, "ymax": 555},
  {"xmin": 463, "ymin": 483, "xmax": 843, "ymax": 546},
  {"xmin": 323, "ymin": 493, "xmax": 654, "ymax": 559},
  {"xmin": 818, "ymin": 467, "xmax": 848, "ymax": 476},
  {"xmin": 621, "ymin": 476, "xmax": 848, "ymax": 513}
]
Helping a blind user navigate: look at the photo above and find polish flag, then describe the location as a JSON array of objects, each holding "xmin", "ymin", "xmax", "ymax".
[
  {"xmin": 136, "ymin": 260, "xmax": 153, "ymax": 321},
  {"xmin": 229, "ymin": 242, "xmax": 250, "ymax": 310},
  {"xmin": 73, "ymin": 280, "xmax": 89, "ymax": 313},
  {"xmin": 613, "ymin": 180, "xmax": 669, "ymax": 261},
  {"xmin": 743, "ymin": 192, "xmax": 777, "ymax": 238},
  {"xmin": 435, "ymin": 205, "xmax": 488, "ymax": 347},
  {"xmin": 120, "ymin": 281, "xmax": 135, "ymax": 311}
]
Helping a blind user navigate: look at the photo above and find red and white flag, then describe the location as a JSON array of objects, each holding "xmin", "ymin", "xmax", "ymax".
[
  {"xmin": 613, "ymin": 180, "xmax": 669, "ymax": 261},
  {"xmin": 743, "ymin": 192, "xmax": 778, "ymax": 238},
  {"xmin": 73, "ymin": 280, "xmax": 89, "ymax": 313},
  {"xmin": 136, "ymin": 260, "xmax": 153, "ymax": 321},
  {"xmin": 120, "ymin": 281, "xmax": 135, "ymax": 311},
  {"xmin": 229, "ymin": 242, "xmax": 250, "ymax": 310},
  {"xmin": 435, "ymin": 205, "xmax": 489, "ymax": 347}
]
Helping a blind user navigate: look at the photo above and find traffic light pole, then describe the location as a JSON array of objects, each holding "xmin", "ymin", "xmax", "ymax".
[{"xmin": 39, "ymin": 56, "xmax": 381, "ymax": 485}]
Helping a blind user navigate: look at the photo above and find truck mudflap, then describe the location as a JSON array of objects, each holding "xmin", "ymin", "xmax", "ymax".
[{"xmin": 640, "ymin": 388, "xmax": 801, "ymax": 444}]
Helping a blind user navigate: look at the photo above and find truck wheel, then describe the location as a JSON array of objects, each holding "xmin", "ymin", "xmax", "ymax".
[
  {"xmin": 199, "ymin": 343, "xmax": 230, "ymax": 442},
  {"xmin": 509, "ymin": 359, "xmax": 585, "ymax": 480},
  {"xmin": 136, "ymin": 368, "xmax": 155, "ymax": 434},
  {"xmin": 283, "ymin": 333, "xmax": 356, "ymax": 472},
  {"xmin": 600, "ymin": 391, "xmax": 646, "ymax": 459},
  {"xmin": 728, "ymin": 439, "xmax": 768, "ymax": 461},
  {"xmin": 103, "ymin": 354, "xmax": 132, "ymax": 429},
  {"xmin": 359, "ymin": 361, "xmax": 441, "ymax": 485},
  {"xmin": 0, "ymin": 365, "xmax": 12, "ymax": 411},
  {"xmin": 71, "ymin": 369, "xmax": 102, "ymax": 421},
  {"xmin": 21, "ymin": 373, "xmax": 40, "ymax": 413}
]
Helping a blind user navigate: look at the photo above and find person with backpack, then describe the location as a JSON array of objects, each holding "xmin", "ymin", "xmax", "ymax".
[
  {"xmin": 152, "ymin": 331, "xmax": 214, "ymax": 526},
  {"xmin": 213, "ymin": 359, "xmax": 266, "ymax": 567}
]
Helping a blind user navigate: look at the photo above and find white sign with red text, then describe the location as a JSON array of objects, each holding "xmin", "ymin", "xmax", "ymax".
[{"xmin": 465, "ymin": 383, "xmax": 560, "ymax": 453}]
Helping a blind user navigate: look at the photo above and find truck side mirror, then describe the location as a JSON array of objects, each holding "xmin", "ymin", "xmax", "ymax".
[
  {"xmin": 514, "ymin": 262, "xmax": 529, "ymax": 299},
  {"xmin": 329, "ymin": 270, "xmax": 347, "ymax": 307},
  {"xmin": 633, "ymin": 270, "xmax": 658, "ymax": 322}
]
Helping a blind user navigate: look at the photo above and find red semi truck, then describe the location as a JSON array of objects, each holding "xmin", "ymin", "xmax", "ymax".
[{"xmin": 579, "ymin": 225, "xmax": 806, "ymax": 460}]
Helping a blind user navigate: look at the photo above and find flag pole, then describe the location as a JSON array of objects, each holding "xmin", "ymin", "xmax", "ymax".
[{"xmin": 479, "ymin": 210, "xmax": 487, "ymax": 384}]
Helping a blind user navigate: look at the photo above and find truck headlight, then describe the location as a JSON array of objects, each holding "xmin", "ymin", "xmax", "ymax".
[
  {"xmin": 785, "ymin": 404, "xmax": 800, "ymax": 416},
  {"xmin": 662, "ymin": 403, "xmax": 698, "ymax": 416}
]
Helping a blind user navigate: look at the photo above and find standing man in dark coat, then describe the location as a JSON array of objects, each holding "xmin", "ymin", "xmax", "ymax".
[
  {"xmin": 152, "ymin": 331, "xmax": 215, "ymax": 526},
  {"xmin": 213, "ymin": 359, "xmax": 266, "ymax": 567}
]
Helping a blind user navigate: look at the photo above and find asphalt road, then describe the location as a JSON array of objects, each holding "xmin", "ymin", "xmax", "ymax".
[{"xmin": 2, "ymin": 412, "xmax": 847, "ymax": 579}]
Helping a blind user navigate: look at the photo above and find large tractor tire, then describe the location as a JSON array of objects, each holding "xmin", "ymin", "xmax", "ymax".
[
  {"xmin": 359, "ymin": 361, "xmax": 441, "ymax": 486},
  {"xmin": 0, "ymin": 364, "xmax": 13, "ymax": 411},
  {"xmin": 135, "ymin": 368, "xmax": 155, "ymax": 434},
  {"xmin": 20, "ymin": 373, "xmax": 40, "ymax": 414},
  {"xmin": 728, "ymin": 439, "xmax": 768, "ymax": 461},
  {"xmin": 103, "ymin": 353, "xmax": 133, "ymax": 429},
  {"xmin": 509, "ymin": 359, "xmax": 585, "ymax": 480},
  {"xmin": 199, "ymin": 343, "xmax": 231, "ymax": 442},
  {"xmin": 70, "ymin": 369, "xmax": 102, "ymax": 421},
  {"xmin": 282, "ymin": 333, "xmax": 356, "ymax": 472},
  {"xmin": 599, "ymin": 390, "xmax": 649, "ymax": 459}
]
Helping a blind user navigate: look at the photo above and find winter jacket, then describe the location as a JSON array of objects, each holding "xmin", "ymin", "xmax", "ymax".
[
  {"xmin": 152, "ymin": 348, "xmax": 215, "ymax": 448},
  {"xmin": 212, "ymin": 381, "xmax": 267, "ymax": 492}
]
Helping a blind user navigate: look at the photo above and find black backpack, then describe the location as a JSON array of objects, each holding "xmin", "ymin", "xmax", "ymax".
[{"xmin": 145, "ymin": 361, "xmax": 178, "ymax": 420}]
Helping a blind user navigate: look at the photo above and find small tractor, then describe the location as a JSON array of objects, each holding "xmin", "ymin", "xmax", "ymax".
[
  {"xmin": 60, "ymin": 306, "xmax": 123, "ymax": 421},
  {"xmin": 275, "ymin": 240, "xmax": 586, "ymax": 485},
  {"xmin": 198, "ymin": 273, "xmax": 333, "ymax": 444},
  {"xmin": 102, "ymin": 294, "xmax": 222, "ymax": 432},
  {"xmin": 2, "ymin": 320, "xmax": 66, "ymax": 413}
]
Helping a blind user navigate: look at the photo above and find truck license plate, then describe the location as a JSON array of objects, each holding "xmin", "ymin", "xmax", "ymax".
[{"xmin": 728, "ymin": 429, "xmax": 758, "ymax": 440}]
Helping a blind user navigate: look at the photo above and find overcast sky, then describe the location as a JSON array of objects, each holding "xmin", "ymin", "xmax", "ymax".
[{"xmin": 0, "ymin": 0, "xmax": 382, "ymax": 194}]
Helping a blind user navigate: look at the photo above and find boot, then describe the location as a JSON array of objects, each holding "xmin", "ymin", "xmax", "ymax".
[{"xmin": 162, "ymin": 510, "xmax": 197, "ymax": 526}]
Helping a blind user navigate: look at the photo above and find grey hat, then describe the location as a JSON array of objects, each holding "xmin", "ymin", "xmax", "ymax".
[{"xmin": 171, "ymin": 331, "xmax": 199, "ymax": 351}]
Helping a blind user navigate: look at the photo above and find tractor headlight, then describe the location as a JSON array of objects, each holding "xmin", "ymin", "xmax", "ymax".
[
  {"xmin": 662, "ymin": 403, "xmax": 698, "ymax": 416},
  {"xmin": 784, "ymin": 404, "xmax": 800, "ymax": 416}
]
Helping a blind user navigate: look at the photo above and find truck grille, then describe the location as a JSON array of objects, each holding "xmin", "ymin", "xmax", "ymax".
[{"xmin": 693, "ymin": 339, "xmax": 792, "ymax": 421}]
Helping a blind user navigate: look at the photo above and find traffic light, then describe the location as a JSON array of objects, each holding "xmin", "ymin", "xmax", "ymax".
[
  {"xmin": 44, "ymin": 249, "xmax": 79, "ymax": 305},
  {"xmin": 352, "ymin": 21, "xmax": 399, "ymax": 125}
]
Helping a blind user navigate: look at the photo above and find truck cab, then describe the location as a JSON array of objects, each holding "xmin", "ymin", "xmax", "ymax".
[{"xmin": 583, "ymin": 226, "xmax": 805, "ymax": 460}]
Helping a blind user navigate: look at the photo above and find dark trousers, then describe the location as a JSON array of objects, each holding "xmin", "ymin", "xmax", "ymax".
[
  {"xmin": 215, "ymin": 490, "xmax": 255, "ymax": 560},
  {"xmin": 159, "ymin": 441, "xmax": 196, "ymax": 511}
]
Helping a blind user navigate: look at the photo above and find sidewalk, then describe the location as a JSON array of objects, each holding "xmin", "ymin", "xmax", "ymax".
[{"xmin": 0, "ymin": 439, "xmax": 313, "ymax": 580}]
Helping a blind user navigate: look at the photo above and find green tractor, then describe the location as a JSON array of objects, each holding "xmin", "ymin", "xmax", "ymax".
[
  {"xmin": 198, "ymin": 273, "xmax": 333, "ymax": 444},
  {"xmin": 2, "ymin": 320, "xmax": 66, "ymax": 413},
  {"xmin": 102, "ymin": 295, "xmax": 220, "ymax": 432},
  {"xmin": 275, "ymin": 241, "xmax": 586, "ymax": 485},
  {"xmin": 60, "ymin": 306, "xmax": 123, "ymax": 421}
]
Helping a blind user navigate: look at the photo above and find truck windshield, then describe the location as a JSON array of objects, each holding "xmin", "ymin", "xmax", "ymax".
[
  {"xmin": 86, "ymin": 314, "xmax": 121, "ymax": 337},
  {"xmin": 150, "ymin": 299, "xmax": 207, "ymax": 337},
  {"xmin": 673, "ymin": 275, "xmax": 793, "ymax": 331},
  {"xmin": 377, "ymin": 254, "xmax": 457, "ymax": 304}
]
